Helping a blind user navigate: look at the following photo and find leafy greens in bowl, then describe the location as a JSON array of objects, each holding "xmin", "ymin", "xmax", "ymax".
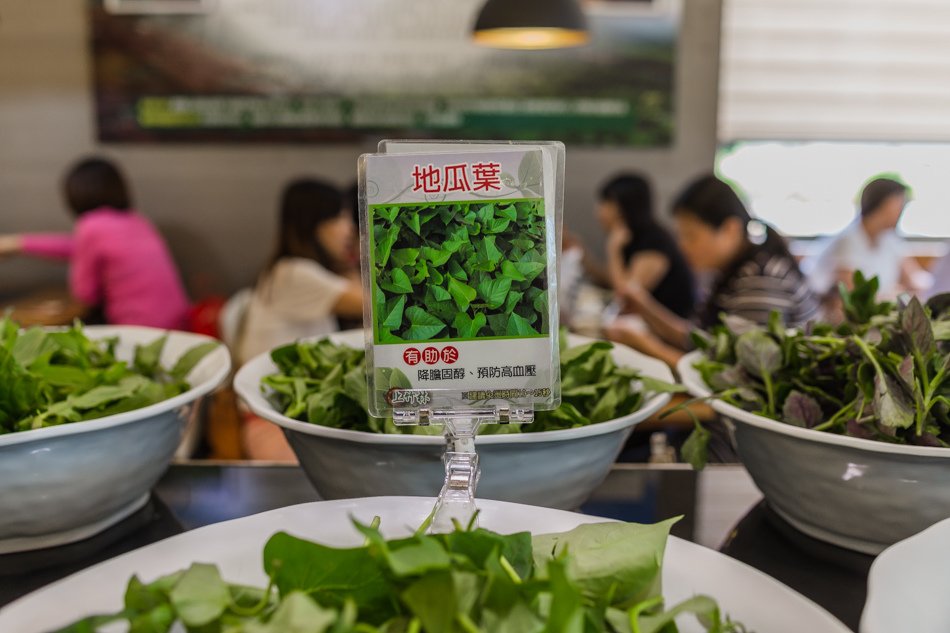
[
  {"xmin": 0, "ymin": 317, "xmax": 220, "ymax": 435},
  {"xmin": 57, "ymin": 512, "xmax": 746, "ymax": 633},
  {"xmin": 234, "ymin": 330, "xmax": 676, "ymax": 509},
  {"xmin": 676, "ymin": 274, "xmax": 950, "ymax": 554},
  {"xmin": 688, "ymin": 275, "xmax": 950, "ymax": 449},
  {"xmin": 261, "ymin": 331, "xmax": 680, "ymax": 436},
  {"xmin": 0, "ymin": 322, "xmax": 230, "ymax": 554}
]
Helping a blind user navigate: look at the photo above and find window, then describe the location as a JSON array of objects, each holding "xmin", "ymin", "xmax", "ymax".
[
  {"xmin": 717, "ymin": 141, "xmax": 950, "ymax": 238},
  {"xmin": 717, "ymin": 0, "xmax": 950, "ymax": 238}
]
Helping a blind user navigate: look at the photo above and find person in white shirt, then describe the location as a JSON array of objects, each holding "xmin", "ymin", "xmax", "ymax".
[
  {"xmin": 239, "ymin": 178, "xmax": 363, "ymax": 364},
  {"xmin": 926, "ymin": 248, "xmax": 950, "ymax": 300},
  {"xmin": 237, "ymin": 178, "xmax": 364, "ymax": 460},
  {"xmin": 806, "ymin": 177, "xmax": 925, "ymax": 300}
]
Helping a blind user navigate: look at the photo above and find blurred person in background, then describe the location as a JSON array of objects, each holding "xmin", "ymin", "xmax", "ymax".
[
  {"xmin": 0, "ymin": 156, "xmax": 190, "ymax": 329},
  {"xmin": 237, "ymin": 178, "xmax": 362, "ymax": 461},
  {"xmin": 805, "ymin": 176, "xmax": 928, "ymax": 301},
  {"xmin": 338, "ymin": 180, "xmax": 363, "ymax": 331},
  {"xmin": 925, "ymin": 246, "xmax": 950, "ymax": 300},
  {"xmin": 238, "ymin": 178, "xmax": 362, "ymax": 364},
  {"xmin": 606, "ymin": 174, "xmax": 818, "ymax": 367},
  {"xmin": 598, "ymin": 173, "xmax": 696, "ymax": 319}
]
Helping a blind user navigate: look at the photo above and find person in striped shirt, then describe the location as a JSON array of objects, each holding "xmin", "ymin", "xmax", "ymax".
[{"xmin": 605, "ymin": 174, "xmax": 818, "ymax": 367}]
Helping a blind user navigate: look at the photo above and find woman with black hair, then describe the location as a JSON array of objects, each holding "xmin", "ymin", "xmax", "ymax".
[
  {"xmin": 238, "ymin": 178, "xmax": 363, "ymax": 363},
  {"xmin": 606, "ymin": 174, "xmax": 818, "ymax": 367},
  {"xmin": 0, "ymin": 156, "xmax": 190, "ymax": 329},
  {"xmin": 598, "ymin": 173, "xmax": 696, "ymax": 318}
]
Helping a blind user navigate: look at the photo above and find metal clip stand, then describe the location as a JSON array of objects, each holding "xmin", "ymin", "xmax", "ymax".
[{"xmin": 394, "ymin": 405, "xmax": 532, "ymax": 533}]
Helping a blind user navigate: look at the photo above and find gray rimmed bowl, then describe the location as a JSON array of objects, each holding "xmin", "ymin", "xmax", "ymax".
[
  {"xmin": 234, "ymin": 330, "xmax": 673, "ymax": 510},
  {"xmin": 678, "ymin": 350, "xmax": 950, "ymax": 555},
  {"xmin": 0, "ymin": 326, "xmax": 231, "ymax": 554}
]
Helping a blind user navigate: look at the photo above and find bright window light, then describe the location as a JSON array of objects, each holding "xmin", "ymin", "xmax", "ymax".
[{"xmin": 716, "ymin": 141, "xmax": 950, "ymax": 239}]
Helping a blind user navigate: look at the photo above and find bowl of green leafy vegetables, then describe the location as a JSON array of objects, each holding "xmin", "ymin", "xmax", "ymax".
[
  {"xmin": 2, "ymin": 497, "xmax": 850, "ymax": 633},
  {"xmin": 677, "ymin": 275, "xmax": 950, "ymax": 554},
  {"xmin": 234, "ymin": 330, "xmax": 677, "ymax": 510},
  {"xmin": 0, "ymin": 319, "xmax": 229, "ymax": 554}
]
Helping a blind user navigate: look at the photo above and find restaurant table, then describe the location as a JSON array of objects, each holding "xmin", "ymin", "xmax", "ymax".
[
  {"xmin": 0, "ymin": 462, "xmax": 872, "ymax": 631},
  {"xmin": 0, "ymin": 287, "xmax": 86, "ymax": 327}
]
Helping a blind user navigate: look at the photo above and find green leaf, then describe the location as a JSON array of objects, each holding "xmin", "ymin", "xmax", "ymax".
[
  {"xmin": 682, "ymin": 421, "xmax": 710, "ymax": 470},
  {"xmin": 133, "ymin": 335, "xmax": 167, "ymax": 378},
  {"xmin": 477, "ymin": 277, "xmax": 512, "ymax": 310},
  {"xmin": 382, "ymin": 295, "xmax": 407, "ymax": 329},
  {"xmin": 244, "ymin": 592, "xmax": 337, "ymax": 633},
  {"xmin": 375, "ymin": 224, "xmax": 399, "ymax": 268},
  {"xmin": 169, "ymin": 342, "xmax": 219, "ymax": 381},
  {"xmin": 735, "ymin": 330, "xmax": 781, "ymax": 378},
  {"xmin": 390, "ymin": 248, "xmax": 420, "ymax": 268},
  {"xmin": 501, "ymin": 260, "xmax": 526, "ymax": 282},
  {"xmin": 506, "ymin": 313, "xmax": 538, "ymax": 337},
  {"xmin": 497, "ymin": 204, "xmax": 518, "ymax": 222},
  {"xmin": 431, "ymin": 285, "xmax": 452, "ymax": 302},
  {"xmin": 374, "ymin": 205, "xmax": 399, "ymax": 223},
  {"xmin": 447, "ymin": 276, "xmax": 477, "ymax": 312},
  {"xmin": 404, "ymin": 307, "xmax": 446, "ymax": 341},
  {"xmin": 533, "ymin": 519, "xmax": 677, "ymax": 610},
  {"xmin": 475, "ymin": 236, "xmax": 503, "ymax": 271},
  {"xmin": 263, "ymin": 532, "xmax": 393, "ymax": 615},
  {"xmin": 10, "ymin": 328, "xmax": 52, "ymax": 367},
  {"xmin": 514, "ymin": 261, "xmax": 546, "ymax": 283},
  {"xmin": 405, "ymin": 212, "xmax": 421, "ymax": 236},
  {"xmin": 402, "ymin": 572, "xmax": 456, "ymax": 633},
  {"xmin": 380, "ymin": 268, "xmax": 413, "ymax": 294},
  {"xmin": 168, "ymin": 563, "xmax": 231, "ymax": 627},
  {"xmin": 453, "ymin": 312, "xmax": 487, "ymax": 339},
  {"xmin": 384, "ymin": 538, "xmax": 452, "ymax": 577},
  {"xmin": 901, "ymin": 296, "xmax": 936, "ymax": 356},
  {"xmin": 422, "ymin": 246, "xmax": 452, "ymax": 266}
]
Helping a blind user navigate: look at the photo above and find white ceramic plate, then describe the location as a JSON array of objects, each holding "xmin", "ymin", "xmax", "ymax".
[
  {"xmin": 861, "ymin": 517, "xmax": 950, "ymax": 633},
  {"xmin": 0, "ymin": 498, "xmax": 849, "ymax": 633}
]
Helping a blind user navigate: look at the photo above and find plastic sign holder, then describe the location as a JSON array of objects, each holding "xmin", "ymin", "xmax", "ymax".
[
  {"xmin": 397, "ymin": 406, "xmax": 532, "ymax": 532},
  {"xmin": 358, "ymin": 140, "xmax": 565, "ymax": 531}
]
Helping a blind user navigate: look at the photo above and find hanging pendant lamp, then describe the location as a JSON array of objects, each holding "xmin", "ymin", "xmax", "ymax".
[{"xmin": 472, "ymin": 0, "xmax": 590, "ymax": 50}]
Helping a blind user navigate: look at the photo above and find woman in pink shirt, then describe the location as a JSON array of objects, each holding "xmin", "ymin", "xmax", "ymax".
[{"xmin": 0, "ymin": 157, "xmax": 190, "ymax": 330}]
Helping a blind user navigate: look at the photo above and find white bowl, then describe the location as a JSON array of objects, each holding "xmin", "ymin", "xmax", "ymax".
[
  {"xmin": 0, "ymin": 497, "xmax": 850, "ymax": 633},
  {"xmin": 235, "ymin": 330, "xmax": 673, "ymax": 510},
  {"xmin": 0, "ymin": 326, "xmax": 231, "ymax": 553},
  {"xmin": 678, "ymin": 350, "xmax": 950, "ymax": 555},
  {"xmin": 861, "ymin": 517, "xmax": 950, "ymax": 633}
]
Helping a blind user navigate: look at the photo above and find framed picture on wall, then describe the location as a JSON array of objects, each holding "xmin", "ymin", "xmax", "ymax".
[{"xmin": 90, "ymin": 0, "xmax": 679, "ymax": 146}]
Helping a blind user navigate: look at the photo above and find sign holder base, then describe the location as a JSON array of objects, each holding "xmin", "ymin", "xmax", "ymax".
[{"xmin": 395, "ymin": 406, "xmax": 533, "ymax": 532}]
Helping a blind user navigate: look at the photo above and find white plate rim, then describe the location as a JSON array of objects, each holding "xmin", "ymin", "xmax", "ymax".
[{"xmin": 860, "ymin": 516, "xmax": 950, "ymax": 633}]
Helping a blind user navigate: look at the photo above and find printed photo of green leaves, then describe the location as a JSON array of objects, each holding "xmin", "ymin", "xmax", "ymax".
[{"xmin": 371, "ymin": 199, "xmax": 549, "ymax": 343}]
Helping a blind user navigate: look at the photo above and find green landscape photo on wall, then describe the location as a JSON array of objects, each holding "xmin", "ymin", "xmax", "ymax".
[{"xmin": 371, "ymin": 198, "xmax": 550, "ymax": 344}]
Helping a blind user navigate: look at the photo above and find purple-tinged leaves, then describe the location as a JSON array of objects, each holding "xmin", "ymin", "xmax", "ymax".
[
  {"xmin": 901, "ymin": 296, "xmax": 935, "ymax": 356},
  {"xmin": 782, "ymin": 390, "xmax": 823, "ymax": 428}
]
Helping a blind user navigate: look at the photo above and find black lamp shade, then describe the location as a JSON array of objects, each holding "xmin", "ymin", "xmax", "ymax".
[{"xmin": 473, "ymin": 0, "xmax": 589, "ymax": 50}]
